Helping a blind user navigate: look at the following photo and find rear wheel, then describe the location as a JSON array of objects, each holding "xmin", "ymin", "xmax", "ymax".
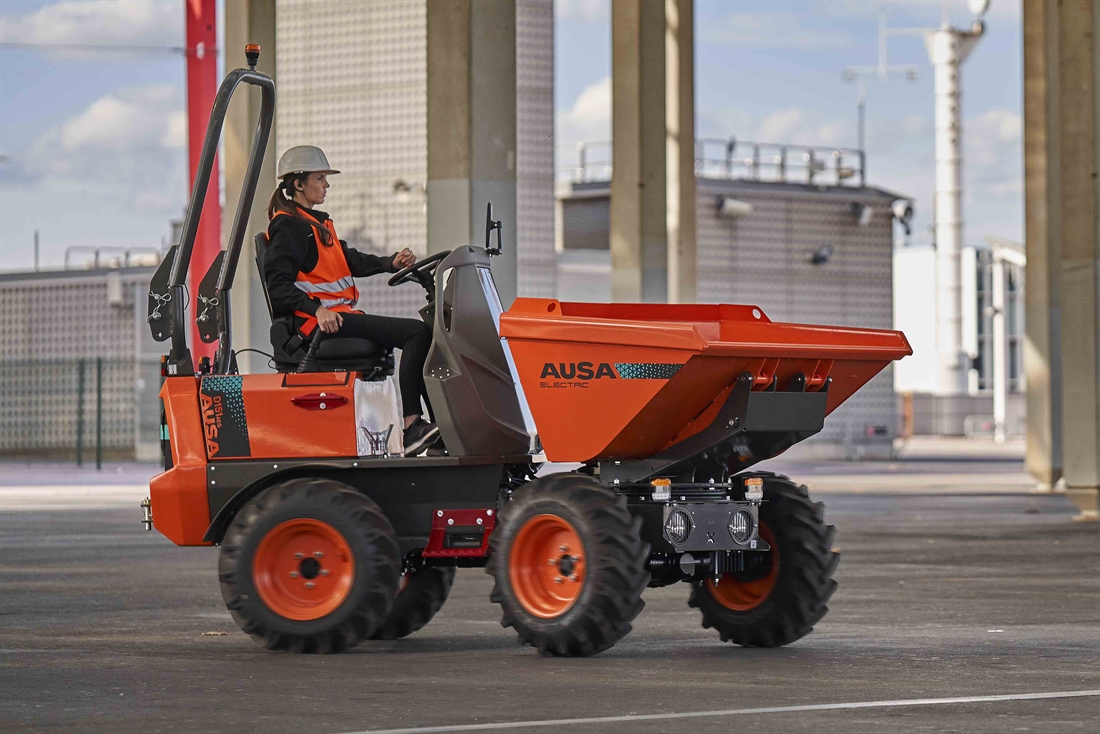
[
  {"xmin": 370, "ymin": 565, "xmax": 456, "ymax": 640},
  {"xmin": 487, "ymin": 474, "xmax": 649, "ymax": 657},
  {"xmin": 687, "ymin": 474, "xmax": 839, "ymax": 647},
  {"xmin": 219, "ymin": 478, "xmax": 401, "ymax": 653}
]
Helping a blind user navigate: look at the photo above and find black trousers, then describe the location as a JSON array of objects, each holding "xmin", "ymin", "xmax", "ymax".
[{"xmin": 332, "ymin": 312, "xmax": 431, "ymax": 418}]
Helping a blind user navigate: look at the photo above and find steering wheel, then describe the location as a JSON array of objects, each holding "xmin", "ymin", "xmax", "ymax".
[{"xmin": 387, "ymin": 249, "xmax": 451, "ymax": 289}]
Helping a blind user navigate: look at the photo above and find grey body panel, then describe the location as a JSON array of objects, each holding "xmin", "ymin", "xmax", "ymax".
[{"xmin": 424, "ymin": 246, "xmax": 531, "ymax": 457}]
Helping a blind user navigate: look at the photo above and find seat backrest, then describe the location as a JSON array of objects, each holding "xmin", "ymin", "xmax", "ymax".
[{"xmin": 254, "ymin": 232, "xmax": 276, "ymax": 321}]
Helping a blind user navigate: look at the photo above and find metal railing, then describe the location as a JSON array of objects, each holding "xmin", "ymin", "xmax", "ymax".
[
  {"xmin": 557, "ymin": 138, "xmax": 866, "ymax": 188},
  {"xmin": 0, "ymin": 359, "xmax": 163, "ymax": 463},
  {"xmin": 62, "ymin": 246, "xmax": 164, "ymax": 270}
]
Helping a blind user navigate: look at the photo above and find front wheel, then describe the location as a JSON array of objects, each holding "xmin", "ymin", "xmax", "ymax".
[
  {"xmin": 687, "ymin": 474, "xmax": 839, "ymax": 647},
  {"xmin": 218, "ymin": 478, "xmax": 401, "ymax": 653},
  {"xmin": 487, "ymin": 474, "xmax": 649, "ymax": 656}
]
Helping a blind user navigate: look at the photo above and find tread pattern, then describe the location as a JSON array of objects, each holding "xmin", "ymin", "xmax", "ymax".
[
  {"xmin": 218, "ymin": 478, "xmax": 401, "ymax": 653},
  {"xmin": 487, "ymin": 474, "xmax": 650, "ymax": 657},
  {"xmin": 370, "ymin": 566, "xmax": 456, "ymax": 640},
  {"xmin": 687, "ymin": 473, "xmax": 839, "ymax": 647}
]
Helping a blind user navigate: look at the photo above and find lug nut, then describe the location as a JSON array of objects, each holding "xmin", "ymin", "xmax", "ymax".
[
  {"xmin": 548, "ymin": 558, "xmax": 557, "ymax": 565},
  {"xmin": 569, "ymin": 575, "xmax": 578, "ymax": 582},
  {"xmin": 320, "ymin": 570, "xmax": 330, "ymax": 577},
  {"xmin": 553, "ymin": 576, "xmax": 563, "ymax": 584},
  {"xmin": 305, "ymin": 582, "xmax": 315, "ymax": 589},
  {"xmin": 289, "ymin": 571, "xmax": 299, "ymax": 578},
  {"xmin": 559, "ymin": 544, "xmax": 568, "ymax": 552},
  {"xmin": 313, "ymin": 551, "xmax": 324, "ymax": 559},
  {"xmin": 294, "ymin": 553, "xmax": 304, "ymax": 559}
]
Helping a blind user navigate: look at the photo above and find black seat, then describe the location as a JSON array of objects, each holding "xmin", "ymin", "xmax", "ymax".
[{"xmin": 254, "ymin": 232, "xmax": 394, "ymax": 377}]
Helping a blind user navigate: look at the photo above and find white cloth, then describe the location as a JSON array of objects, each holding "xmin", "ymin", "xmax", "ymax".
[{"xmin": 354, "ymin": 377, "xmax": 404, "ymax": 457}]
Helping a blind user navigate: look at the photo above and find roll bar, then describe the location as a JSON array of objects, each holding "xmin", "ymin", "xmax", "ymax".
[{"xmin": 166, "ymin": 46, "xmax": 275, "ymax": 375}]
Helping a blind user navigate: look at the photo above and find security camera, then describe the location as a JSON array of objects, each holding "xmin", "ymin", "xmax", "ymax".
[
  {"xmin": 809, "ymin": 244, "xmax": 834, "ymax": 266},
  {"xmin": 716, "ymin": 196, "xmax": 754, "ymax": 219},
  {"xmin": 849, "ymin": 202, "xmax": 874, "ymax": 227},
  {"xmin": 892, "ymin": 199, "xmax": 914, "ymax": 235}
]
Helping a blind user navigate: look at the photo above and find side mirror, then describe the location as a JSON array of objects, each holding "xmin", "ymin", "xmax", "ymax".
[{"xmin": 485, "ymin": 202, "xmax": 503, "ymax": 257}]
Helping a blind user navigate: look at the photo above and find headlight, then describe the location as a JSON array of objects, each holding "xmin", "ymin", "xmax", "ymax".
[
  {"xmin": 664, "ymin": 509, "xmax": 692, "ymax": 545},
  {"xmin": 744, "ymin": 477, "xmax": 764, "ymax": 502},
  {"xmin": 729, "ymin": 509, "xmax": 755, "ymax": 544}
]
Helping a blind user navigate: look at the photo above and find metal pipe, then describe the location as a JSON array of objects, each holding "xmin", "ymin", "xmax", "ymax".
[
  {"xmin": 991, "ymin": 253, "xmax": 1007, "ymax": 443},
  {"xmin": 95, "ymin": 357, "xmax": 102, "ymax": 470},
  {"xmin": 76, "ymin": 360, "xmax": 85, "ymax": 467},
  {"xmin": 213, "ymin": 69, "xmax": 276, "ymax": 374},
  {"xmin": 926, "ymin": 25, "xmax": 982, "ymax": 395},
  {"xmin": 168, "ymin": 61, "xmax": 276, "ymax": 372}
]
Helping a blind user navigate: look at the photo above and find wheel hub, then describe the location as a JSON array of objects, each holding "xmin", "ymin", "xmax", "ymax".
[
  {"xmin": 253, "ymin": 518, "xmax": 355, "ymax": 621},
  {"xmin": 509, "ymin": 514, "xmax": 586, "ymax": 618}
]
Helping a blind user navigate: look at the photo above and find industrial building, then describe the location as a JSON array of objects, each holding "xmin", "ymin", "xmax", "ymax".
[
  {"xmin": 0, "ymin": 266, "xmax": 163, "ymax": 460},
  {"xmin": 557, "ymin": 140, "xmax": 908, "ymax": 458},
  {"xmin": 274, "ymin": 0, "xmax": 555, "ymax": 318},
  {"xmin": 894, "ymin": 241, "xmax": 1027, "ymax": 438}
]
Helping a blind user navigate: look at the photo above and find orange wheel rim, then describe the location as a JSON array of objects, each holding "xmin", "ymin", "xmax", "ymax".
[
  {"xmin": 509, "ymin": 514, "xmax": 586, "ymax": 619},
  {"xmin": 707, "ymin": 521, "xmax": 779, "ymax": 612},
  {"xmin": 253, "ymin": 518, "xmax": 355, "ymax": 621}
]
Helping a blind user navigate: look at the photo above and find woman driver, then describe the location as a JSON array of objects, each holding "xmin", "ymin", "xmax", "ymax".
[{"xmin": 264, "ymin": 145, "xmax": 440, "ymax": 456}]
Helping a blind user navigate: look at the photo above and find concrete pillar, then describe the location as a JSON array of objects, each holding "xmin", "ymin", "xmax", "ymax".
[
  {"xmin": 610, "ymin": 0, "xmax": 695, "ymax": 304},
  {"xmin": 1056, "ymin": 0, "xmax": 1100, "ymax": 516},
  {"xmin": 223, "ymin": 0, "xmax": 276, "ymax": 375},
  {"xmin": 610, "ymin": 0, "xmax": 666, "ymax": 303},
  {"xmin": 1023, "ymin": 0, "xmax": 1100, "ymax": 517},
  {"xmin": 665, "ymin": 0, "xmax": 695, "ymax": 304},
  {"xmin": 1023, "ymin": 0, "xmax": 1063, "ymax": 487},
  {"xmin": 427, "ymin": 0, "xmax": 518, "ymax": 307}
]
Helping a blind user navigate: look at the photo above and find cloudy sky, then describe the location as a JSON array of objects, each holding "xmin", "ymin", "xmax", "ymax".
[{"xmin": 0, "ymin": 0, "xmax": 1021, "ymax": 271}]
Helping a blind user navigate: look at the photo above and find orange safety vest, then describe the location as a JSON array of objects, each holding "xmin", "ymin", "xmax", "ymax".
[{"xmin": 271, "ymin": 209, "xmax": 361, "ymax": 336}]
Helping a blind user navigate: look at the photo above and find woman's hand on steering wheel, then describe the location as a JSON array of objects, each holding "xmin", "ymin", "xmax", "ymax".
[
  {"xmin": 392, "ymin": 248, "xmax": 416, "ymax": 270},
  {"xmin": 387, "ymin": 249, "xmax": 451, "ymax": 288}
]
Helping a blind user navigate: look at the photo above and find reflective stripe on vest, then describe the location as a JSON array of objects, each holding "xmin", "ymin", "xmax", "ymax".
[{"xmin": 271, "ymin": 209, "xmax": 360, "ymax": 335}]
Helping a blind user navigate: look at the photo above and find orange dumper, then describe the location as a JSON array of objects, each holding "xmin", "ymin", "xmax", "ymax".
[{"xmin": 145, "ymin": 48, "xmax": 911, "ymax": 656}]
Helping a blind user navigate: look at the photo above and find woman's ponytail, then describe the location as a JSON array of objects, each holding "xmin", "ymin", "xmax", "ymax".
[{"xmin": 266, "ymin": 173, "xmax": 335, "ymax": 247}]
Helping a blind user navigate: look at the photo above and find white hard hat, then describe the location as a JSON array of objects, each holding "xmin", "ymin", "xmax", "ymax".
[{"xmin": 276, "ymin": 145, "xmax": 339, "ymax": 178}]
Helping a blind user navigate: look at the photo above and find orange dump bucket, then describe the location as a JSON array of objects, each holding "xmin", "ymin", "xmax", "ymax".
[{"xmin": 500, "ymin": 299, "xmax": 912, "ymax": 463}]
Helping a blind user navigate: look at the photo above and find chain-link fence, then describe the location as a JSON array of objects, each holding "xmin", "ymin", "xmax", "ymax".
[{"xmin": 0, "ymin": 359, "xmax": 162, "ymax": 462}]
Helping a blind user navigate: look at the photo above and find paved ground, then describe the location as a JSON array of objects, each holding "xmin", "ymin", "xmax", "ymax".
[{"xmin": 1, "ymin": 450, "xmax": 1098, "ymax": 733}]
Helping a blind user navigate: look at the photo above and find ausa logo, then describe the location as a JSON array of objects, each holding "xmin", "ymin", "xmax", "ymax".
[
  {"xmin": 540, "ymin": 362, "xmax": 617, "ymax": 380},
  {"xmin": 200, "ymin": 392, "xmax": 223, "ymax": 458},
  {"xmin": 538, "ymin": 362, "xmax": 683, "ymax": 388},
  {"xmin": 539, "ymin": 362, "xmax": 616, "ymax": 389}
]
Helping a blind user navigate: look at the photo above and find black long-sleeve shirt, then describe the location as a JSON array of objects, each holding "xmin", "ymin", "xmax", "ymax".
[{"xmin": 265, "ymin": 207, "xmax": 396, "ymax": 318}]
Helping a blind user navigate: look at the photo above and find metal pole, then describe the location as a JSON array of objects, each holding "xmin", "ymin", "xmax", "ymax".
[
  {"xmin": 76, "ymin": 360, "xmax": 85, "ymax": 466},
  {"xmin": 95, "ymin": 357, "xmax": 103, "ymax": 470},
  {"xmin": 925, "ymin": 24, "xmax": 983, "ymax": 396},
  {"xmin": 857, "ymin": 78, "xmax": 866, "ymax": 161},
  {"xmin": 931, "ymin": 28, "xmax": 966, "ymax": 395},
  {"xmin": 33, "ymin": 230, "xmax": 39, "ymax": 272},
  {"xmin": 992, "ymin": 254, "xmax": 1007, "ymax": 443}
]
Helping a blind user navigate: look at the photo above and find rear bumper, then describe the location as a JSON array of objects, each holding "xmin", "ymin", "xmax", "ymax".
[{"xmin": 150, "ymin": 465, "xmax": 211, "ymax": 546}]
